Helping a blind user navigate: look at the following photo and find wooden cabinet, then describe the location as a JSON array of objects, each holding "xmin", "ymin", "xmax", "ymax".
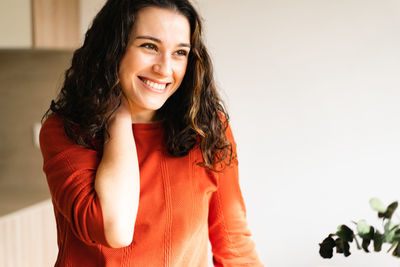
[{"xmin": 32, "ymin": 0, "xmax": 80, "ymax": 49}]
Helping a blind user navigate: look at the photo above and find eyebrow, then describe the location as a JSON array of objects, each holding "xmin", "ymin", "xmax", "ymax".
[{"xmin": 134, "ymin": 35, "xmax": 191, "ymax": 48}]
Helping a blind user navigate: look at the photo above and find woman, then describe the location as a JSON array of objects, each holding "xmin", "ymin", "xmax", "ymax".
[{"xmin": 40, "ymin": 0, "xmax": 263, "ymax": 266}]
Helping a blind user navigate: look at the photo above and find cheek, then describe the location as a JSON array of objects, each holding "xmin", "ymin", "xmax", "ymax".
[
  {"xmin": 120, "ymin": 51, "xmax": 152, "ymax": 76},
  {"xmin": 175, "ymin": 63, "xmax": 188, "ymax": 81}
]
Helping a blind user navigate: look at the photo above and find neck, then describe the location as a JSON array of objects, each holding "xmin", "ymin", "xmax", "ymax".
[{"xmin": 129, "ymin": 107, "xmax": 158, "ymax": 123}]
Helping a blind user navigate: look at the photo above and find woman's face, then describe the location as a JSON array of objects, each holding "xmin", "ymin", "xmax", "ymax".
[{"xmin": 118, "ymin": 7, "xmax": 191, "ymax": 122}]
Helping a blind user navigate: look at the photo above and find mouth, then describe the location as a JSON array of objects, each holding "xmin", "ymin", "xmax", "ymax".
[{"xmin": 138, "ymin": 76, "xmax": 171, "ymax": 93}]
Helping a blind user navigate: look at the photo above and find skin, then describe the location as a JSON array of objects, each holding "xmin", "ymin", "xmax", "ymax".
[
  {"xmin": 94, "ymin": 7, "xmax": 191, "ymax": 248},
  {"xmin": 118, "ymin": 6, "xmax": 191, "ymax": 123}
]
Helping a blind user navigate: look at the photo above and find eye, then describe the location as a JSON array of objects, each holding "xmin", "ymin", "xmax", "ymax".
[
  {"xmin": 140, "ymin": 43, "xmax": 158, "ymax": 51},
  {"xmin": 174, "ymin": 49, "xmax": 188, "ymax": 57}
]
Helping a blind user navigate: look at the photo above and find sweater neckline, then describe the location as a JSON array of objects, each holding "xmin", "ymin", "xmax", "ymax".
[{"xmin": 131, "ymin": 121, "xmax": 163, "ymax": 131}]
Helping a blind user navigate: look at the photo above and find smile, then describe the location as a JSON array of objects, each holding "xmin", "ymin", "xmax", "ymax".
[{"xmin": 139, "ymin": 77, "xmax": 170, "ymax": 93}]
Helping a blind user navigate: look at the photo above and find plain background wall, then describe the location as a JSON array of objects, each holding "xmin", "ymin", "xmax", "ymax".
[
  {"xmin": 0, "ymin": 50, "xmax": 72, "ymax": 215},
  {"xmin": 193, "ymin": 0, "xmax": 400, "ymax": 267},
  {"xmin": 0, "ymin": 0, "xmax": 31, "ymax": 48}
]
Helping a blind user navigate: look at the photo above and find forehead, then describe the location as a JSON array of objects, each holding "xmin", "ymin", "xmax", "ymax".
[{"xmin": 131, "ymin": 7, "xmax": 191, "ymax": 43}]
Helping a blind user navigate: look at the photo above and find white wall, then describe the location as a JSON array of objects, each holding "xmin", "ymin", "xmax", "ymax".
[
  {"xmin": 0, "ymin": 0, "xmax": 31, "ymax": 48},
  {"xmin": 195, "ymin": 0, "xmax": 400, "ymax": 266}
]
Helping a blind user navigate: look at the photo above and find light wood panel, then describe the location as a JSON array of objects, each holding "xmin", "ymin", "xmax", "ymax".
[{"xmin": 32, "ymin": 0, "xmax": 80, "ymax": 49}]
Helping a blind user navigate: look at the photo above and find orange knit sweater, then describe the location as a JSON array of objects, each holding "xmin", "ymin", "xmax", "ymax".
[{"xmin": 40, "ymin": 114, "xmax": 263, "ymax": 267}]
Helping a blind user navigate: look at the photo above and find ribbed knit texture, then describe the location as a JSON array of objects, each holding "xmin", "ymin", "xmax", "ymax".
[{"xmin": 39, "ymin": 114, "xmax": 263, "ymax": 267}]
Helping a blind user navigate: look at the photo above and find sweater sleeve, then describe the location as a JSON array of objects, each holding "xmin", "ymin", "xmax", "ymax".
[
  {"xmin": 208, "ymin": 123, "xmax": 264, "ymax": 266},
  {"xmin": 39, "ymin": 115, "xmax": 109, "ymax": 247}
]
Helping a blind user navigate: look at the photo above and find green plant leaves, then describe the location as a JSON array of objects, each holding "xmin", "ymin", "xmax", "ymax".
[
  {"xmin": 378, "ymin": 201, "xmax": 398, "ymax": 220},
  {"xmin": 355, "ymin": 220, "xmax": 375, "ymax": 252},
  {"xmin": 335, "ymin": 238, "xmax": 351, "ymax": 257},
  {"xmin": 373, "ymin": 230, "xmax": 384, "ymax": 252},
  {"xmin": 394, "ymin": 229, "xmax": 400, "ymax": 243},
  {"xmin": 336, "ymin": 225, "xmax": 354, "ymax": 243},
  {"xmin": 319, "ymin": 236, "xmax": 336, "ymax": 258},
  {"xmin": 362, "ymin": 238, "xmax": 371, "ymax": 252},
  {"xmin": 370, "ymin": 198, "xmax": 398, "ymax": 219},
  {"xmin": 387, "ymin": 241, "xmax": 400, "ymax": 257},
  {"xmin": 370, "ymin": 198, "xmax": 387, "ymax": 213},
  {"xmin": 319, "ymin": 199, "xmax": 399, "ymax": 259},
  {"xmin": 384, "ymin": 221, "xmax": 399, "ymax": 243},
  {"xmin": 333, "ymin": 225, "xmax": 353, "ymax": 257},
  {"xmin": 392, "ymin": 243, "xmax": 400, "ymax": 257},
  {"xmin": 357, "ymin": 220, "xmax": 371, "ymax": 236}
]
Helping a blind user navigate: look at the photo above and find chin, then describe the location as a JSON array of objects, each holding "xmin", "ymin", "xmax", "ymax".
[{"xmin": 142, "ymin": 101, "xmax": 167, "ymax": 112}]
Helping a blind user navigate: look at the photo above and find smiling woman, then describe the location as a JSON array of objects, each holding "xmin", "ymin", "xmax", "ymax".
[{"xmin": 39, "ymin": 0, "xmax": 263, "ymax": 266}]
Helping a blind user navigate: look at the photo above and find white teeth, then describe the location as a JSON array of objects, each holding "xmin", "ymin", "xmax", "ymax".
[{"xmin": 143, "ymin": 78, "xmax": 167, "ymax": 90}]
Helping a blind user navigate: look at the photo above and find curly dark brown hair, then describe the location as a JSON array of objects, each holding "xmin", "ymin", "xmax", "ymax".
[{"xmin": 43, "ymin": 0, "xmax": 233, "ymax": 171}]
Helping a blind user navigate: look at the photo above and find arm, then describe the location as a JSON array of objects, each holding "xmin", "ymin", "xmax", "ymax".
[
  {"xmin": 208, "ymin": 124, "xmax": 263, "ymax": 266},
  {"xmin": 95, "ymin": 97, "xmax": 140, "ymax": 248},
  {"xmin": 40, "ymin": 97, "xmax": 139, "ymax": 248}
]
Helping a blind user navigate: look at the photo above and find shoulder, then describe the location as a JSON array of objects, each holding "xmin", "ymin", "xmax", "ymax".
[
  {"xmin": 40, "ymin": 114, "xmax": 68, "ymax": 143},
  {"xmin": 39, "ymin": 114, "xmax": 78, "ymax": 162},
  {"xmin": 217, "ymin": 111, "xmax": 238, "ymax": 168},
  {"xmin": 41, "ymin": 113, "xmax": 63, "ymax": 132},
  {"xmin": 40, "ymin": 114, "xmax": 65, "ymax": 142},
  {"xmin": 217, "ymin": 111, "xmax": 235, "ymax": 141},
  {"xmin": 40, "ymin": 114, "xmax": 101, "ymax": 171}
]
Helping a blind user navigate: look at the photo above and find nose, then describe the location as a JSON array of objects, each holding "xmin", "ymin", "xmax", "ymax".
[{"xmin": 152, "ymin": 54, "xmax": 172, "ymax": 77}]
